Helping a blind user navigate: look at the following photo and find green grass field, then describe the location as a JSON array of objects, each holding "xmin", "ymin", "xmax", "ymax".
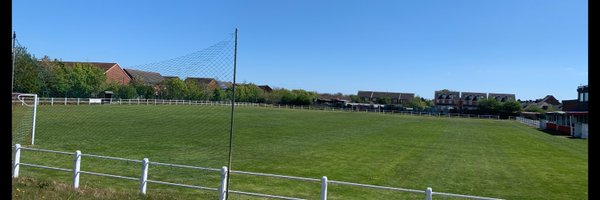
[{"xmin": 12, "ymin": 105, "xmax": 588, "ymax": 199}]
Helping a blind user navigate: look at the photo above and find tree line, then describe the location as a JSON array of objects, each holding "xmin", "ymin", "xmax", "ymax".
[
  {"xmin": 12, "ymin": 45, "xmax": 524, "ymax": 112},
  {"xmin": 12, "ymin": 46, "xmax": 319, "ymax": 105}
]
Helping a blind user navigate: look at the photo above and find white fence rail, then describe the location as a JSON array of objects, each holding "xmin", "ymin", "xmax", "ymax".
[
  {"xmin": 12, "ymin": 144, "xmax": 503, "ymax": 200},
  {"xmin": 515, "ymin": 117, "xmax": 541, "ymax": 128},
  {"xmin": 13, "ymin": 97, "xmax": 510, "ymax": 120}
]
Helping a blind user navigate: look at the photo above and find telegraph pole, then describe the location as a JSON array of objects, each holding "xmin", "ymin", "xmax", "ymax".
[
  {"xmin": 225, "ymin": 28, "xmax": 238, "ymax": 200},
  {"xmin": 12, "ymin": 32, "xmax": 16, "ymax": 94}
]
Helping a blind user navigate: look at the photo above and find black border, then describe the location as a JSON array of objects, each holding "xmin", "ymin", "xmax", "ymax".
[{"xmin": 5, "ymin": 0, "xmax": 14, "ymax": 198}]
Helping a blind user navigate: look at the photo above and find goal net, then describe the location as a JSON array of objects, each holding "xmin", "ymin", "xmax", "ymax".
[{"xmin": 12, "ymin": 93, "xmax": 38, "ymax": 146}]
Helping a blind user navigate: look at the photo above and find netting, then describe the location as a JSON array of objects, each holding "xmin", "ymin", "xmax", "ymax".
[
  {"xmin": 12, "ymin": 93, "xmax": 37, "ymax": 145},
  {"xmin": 11, "ymin": 32, "xmax": 236, "ymax": 190}
]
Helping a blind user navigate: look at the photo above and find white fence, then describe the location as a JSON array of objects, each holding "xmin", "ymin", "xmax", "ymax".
[
  {"xmin": 13, "ymin": 97, "xmax": 509, "ymax": 120},
  {"xmin": 12, "ymin": 144, "xmax": 503, "ymax": 200},
  {"xmin": 515, "ymin": 117, "xmax": 541, "ymax": 128}
]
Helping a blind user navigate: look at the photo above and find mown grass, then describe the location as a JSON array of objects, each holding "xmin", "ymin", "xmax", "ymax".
[{"xmin": 12, "ymin": 105, "xmax": 587, "ymax": 199}]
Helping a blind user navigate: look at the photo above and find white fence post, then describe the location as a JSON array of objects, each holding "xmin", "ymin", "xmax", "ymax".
[
  {"xmin": 321, "ymin": 176, "xmax": 328, "ymax": 200},
  {"xmin": 12, "ymin": 144, "xmax": 21, "ymax": 178},
  {"xmin": 140, "ymin": 158, "xmax": 149, "ymax": 194},
  {"xmin": 73, "ymin": 150, "xmax": 81, "ymax": 189},
  {"xmin": 77, "ymin": 98, "xmax": 80, "ymax": 105},
  {"xmin": 64, "ymin": 97, "xmax": 67, "ymax": 105},
  {"xmin": 51, "ymin": 97, "xmax": 54, "ymax": 106},
  {"xmin": 219, "ymin": 167, "xmax": 228, "ymax": 200},
  {"xmin": 426, "ymin": 187, "xmax": 432, "ymax": 200}
]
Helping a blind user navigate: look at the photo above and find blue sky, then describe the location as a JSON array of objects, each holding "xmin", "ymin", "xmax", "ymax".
[{"xmin": 13, "ymin": 0, "xmax": 587, "ymax": 100}]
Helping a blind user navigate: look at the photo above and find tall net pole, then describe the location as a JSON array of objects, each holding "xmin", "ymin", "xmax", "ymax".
[
  {"xmin": 225, "ymin": 28, "xmax": 238, "ymax": 199},
  {"xmin": 12, "ymin": 32, "xmax": 16, "ymax": 94}
]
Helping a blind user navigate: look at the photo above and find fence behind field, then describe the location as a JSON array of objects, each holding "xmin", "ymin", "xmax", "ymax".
[
  {"xmin": 515, "ymin": 117, "xmax": 541, "ymax": 128},
  {"xmin": 12, "ymin": 97, "xmax": 510, "ymax": 120},
  {"xmin": 12, "ymin": 144, "xmax": 504, "ymax": 200}
]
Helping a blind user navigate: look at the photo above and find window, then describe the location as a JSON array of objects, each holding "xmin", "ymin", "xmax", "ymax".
[
  {"xmin": 580, "ymin": 93, "xmax": 584, "ymax": 102},
  {"xmin": 585, "ymin": 92, "xmax": 588, "ymax": 102}
]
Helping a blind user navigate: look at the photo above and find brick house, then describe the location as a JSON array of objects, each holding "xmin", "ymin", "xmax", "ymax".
[
  {"xmin": 519, "ymin": 95, "xmax": 561, "ymax": 110},
  {"xmin": 459, "ymin": 92, "xmax": 487, "ymax": 110},
  {"xmin": 488, "ymin": 93, "xmax": 516, "ymax": 102},
  {"xmin": 61, "ymin": 61, "xmax": 131, "ymax": 85},
  {"xmin": 434, "ymin": 90, "xmax": 461, "ymax": 112},
  {"xmin": 435, "ymin": 90, "xmax": 516, "ymax": 113},
  {"xmin": 124, "ymin": 68, "xmax": 166, "ymax": 98}
]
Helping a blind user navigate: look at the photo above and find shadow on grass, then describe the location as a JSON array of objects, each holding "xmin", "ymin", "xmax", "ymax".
[{"xmin": 537, "ymin": 129, "xmax": 585, "ymax": 139}]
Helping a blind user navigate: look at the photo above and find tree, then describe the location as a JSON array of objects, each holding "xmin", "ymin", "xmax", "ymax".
[
  {"xmin": 184, "ymin": 79, "xmax": 206, "ymax": 100},
  {"xmin": 376, "ymin": 97, "xmax": 392, "ymax": 105},
  {"xmin": 265, "ymin": 88, "xmax": 285, "ymax": 104},
  {"xmin": 69, "ymin": 63, "xmax": 106, "ymax": 97},
  {"xmin": 45, "ymin": 62, "xmax": 72, "ymax": 97},
  {"xmin": 524, "ymin": 105, "xmax": 544, "ymax": 113},
  {"xmin": 13, "ymin": 46, "xmax": 46, "ymax": 94},
  {"xmin": 248, "ymin": 84, "xmax": 266, "ymax": 103},
  {"xmin": 44, "ymin": 62, "xmax": 106, "ymax": 97},
  {"xmin": 349, "ymin": 95, "xmax": 362, "ymax": 103},
  {"xmin": 292, "ymin": 89, "xmax": 318, "ymax": 105},
  {"xmin": 422, "ymin": 97, "xmax": 434, "ymax": 107},
  {"xmin": 212, "ymin": 87, "xmax": 225, "ymax": 101},
  {"xmin": 235, "ymin": 84, "xmax": 265, "ymax": 103},
  {"xmin": 501, "ymin": 100, "xmax": 522, "ymax": 114},
  {"xmin": 117, "ymin": 84, "xmax": 138, "ymax": 99},
  {"xmin": 407, "ymin": 96, "xmax": 428, "ymax": 111},
  {"xmin": 279, "ymin": 89, "xmax": 296, "ymax": 104},
  {"xmin": 130, "ymin": 78, "xmax": 155, "ymax": 99},
  {"xmin": 161, "ymin": 78, "xmax": 187, "ymax": 99},
  {"xmin": 477, "ymin": 99, "xmax": 502, "ymax": 114}
]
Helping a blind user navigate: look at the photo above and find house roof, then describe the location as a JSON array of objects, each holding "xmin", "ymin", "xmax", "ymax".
[
  {"xmin": 319, "ymin": 93, "xmax": 351, "ymax": 101},
  {"xmin": 488, "ymin": 93, "xmax": 516, "ymax": 101},
  {"xmin": 185, "ymin": 77, "xmax": 216, "ymax": 85},
  {"xmin": 562, "ymin": 99, "xmax": 588, "ymax": 111},
  {"xmin": 460, "ymin": 92, "xmax": 486, "ymax": 100},
  {"xmin": 123, "ymin": 68, "xmax": 164, "ymax": 85},
  {"xmin": 372, "ymin": 92, "xmax": 401, "ymax": 99},
  {"xmin": 434, "ymin": 90, "xmax": 460, "ymax": 99},
  {"xmin": 357, "ymin": 91, "xmax": 414, "ymax": 99},
  {"xmin": 217, "ymin": 81, "xmax": 232, "ymax": 89},
  {"xmin": 538, "ymin": 95, "xmax": 560, "ymax": 105},
  {"xmin": 357, "ymin": 91, "xmax": 373, "ymax": 98},
  {"xmin": 488, "ymin": 93, "xmax": 515, "ymax": 98},
  {"xmin": 258, "ymin": 85, "xmax": 272, "ymax": 92},
  {"xmin": 60, "ymin": 61, "xmax": 119, "ymax": 72},
  {"xmin": 162, "ymin": 76, "xmax": 179, "ymax": 80}
]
